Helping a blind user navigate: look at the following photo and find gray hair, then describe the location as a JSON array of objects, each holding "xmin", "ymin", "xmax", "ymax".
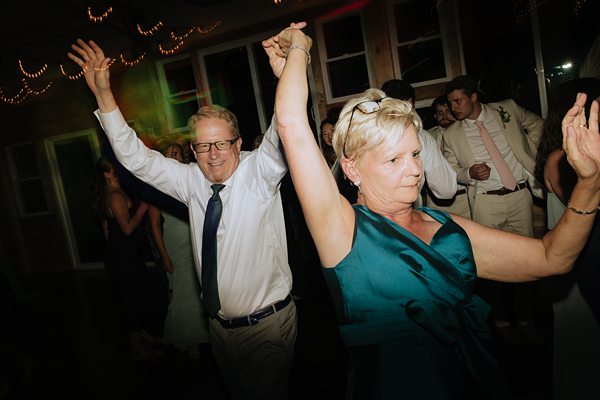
[{"xmin": 187, "ymin": 105, "xmax": 240, "ymax": 138}]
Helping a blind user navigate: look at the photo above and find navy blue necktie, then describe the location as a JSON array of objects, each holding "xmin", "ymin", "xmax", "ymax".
[{"xmin": 201, "ymin": 184, "xmax": 225, "ymax": 317}]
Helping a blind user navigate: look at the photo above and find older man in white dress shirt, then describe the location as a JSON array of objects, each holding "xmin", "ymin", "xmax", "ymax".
[{"xmin": 68, "ymin": 25, "xmax": 302, "ymax": 399}]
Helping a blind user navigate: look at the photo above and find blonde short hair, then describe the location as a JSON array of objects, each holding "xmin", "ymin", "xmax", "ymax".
[
  {"xmin": 187, "ymin": 105, "xmax": 240, "ymax": 138},
  {"xmin": 332, "ymin": 88, "xmax": 422, "ymax": 161}
]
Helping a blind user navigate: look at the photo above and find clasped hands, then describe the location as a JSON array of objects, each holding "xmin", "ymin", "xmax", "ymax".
[{"xmin": 262, "ymin": 22, "xmax": 312, "ymax": 78}]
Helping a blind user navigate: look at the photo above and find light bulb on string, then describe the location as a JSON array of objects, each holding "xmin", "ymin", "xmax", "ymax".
[
  {"xmin": 120, "ymin": 51, "xmax": 146, "ymax": 67},
  {"xmin": 197, "ymin": 20, "xmax": 222, "ymax": 34},
  {"xmin": 18, "ymin": 60, "xmax": 48, "ymax": 79},
  {"xmin": 138, "ymin": 21, "xmax": 164, "ymax": 36},
  {"xmin": 88, "ymin": 6, "xmax": 113, "ymax": 23}
]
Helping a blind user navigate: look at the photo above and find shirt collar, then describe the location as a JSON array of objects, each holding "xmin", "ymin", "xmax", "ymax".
[{"xmin": 465, "ymin": 103, "xmax": 489, "ymax": 127}]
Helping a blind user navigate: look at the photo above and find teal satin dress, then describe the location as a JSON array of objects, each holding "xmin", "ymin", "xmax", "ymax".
[{"xmin": 323, "ymin": 206, "xmax": 506, "ymax": 399}]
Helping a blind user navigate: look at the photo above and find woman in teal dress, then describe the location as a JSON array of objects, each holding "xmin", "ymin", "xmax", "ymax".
[{"xmin": 265, "ymin": 25, "xmax": 600, "ymax": 399}]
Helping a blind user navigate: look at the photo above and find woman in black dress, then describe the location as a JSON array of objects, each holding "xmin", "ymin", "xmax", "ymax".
[{"xmin": 90, "ymin": 156, "xmax": 163, "ymax": 360}]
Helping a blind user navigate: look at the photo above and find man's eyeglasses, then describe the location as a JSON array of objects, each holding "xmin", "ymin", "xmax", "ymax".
[
  {"xmin": 343, "ymin": 98, "xmax": 386, "ymax": 158},
  {"xmin": 192, "ymin": 138, "xmax": 239, "ymax": 153}
]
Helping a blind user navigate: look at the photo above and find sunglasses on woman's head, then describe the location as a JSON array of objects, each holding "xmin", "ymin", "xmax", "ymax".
[{"xmin": 343, "ymin": 98, "xmax": 386, "ymax": 158}]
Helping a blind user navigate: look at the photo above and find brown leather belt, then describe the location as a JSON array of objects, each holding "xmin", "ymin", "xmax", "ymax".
[
  {"xmin": 482, "ymin": 182, "xmax": 527, "ymax": 196},
  {"xmin": 455, "ymin": 189, "xmax": 467, "ymax": 195}
]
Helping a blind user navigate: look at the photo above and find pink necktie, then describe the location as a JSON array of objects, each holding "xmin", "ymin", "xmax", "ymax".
[{"xmin": 474, "ymin": 120, "xmax": 517, "ymax": 190}]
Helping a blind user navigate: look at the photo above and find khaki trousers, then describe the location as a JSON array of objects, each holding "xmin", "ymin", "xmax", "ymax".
[
  {"xmin": 471, "ymin": 188, "xmax": 535, "ymax": 323},
  {"xmin": 427, "ymin": 191, "xmax": 471, "ymax": 219},
  {"xmin": 209, "ymin": 300, "xmax": 297, "ymax": 400}
]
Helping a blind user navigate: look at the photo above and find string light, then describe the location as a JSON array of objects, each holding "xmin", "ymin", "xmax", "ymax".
[
  {"xmin": 0, "ymin": 84, "xmax": 29, "ymax": 105},
  {"xmin": 137, "ymin": 21, "xmax": 164, "ymax": 36},
  {"xmin": 158, "ymin": 41, "xmax": 185, "ymax": 55},
  {"xmin": 120, "ymin": 52, "xmax": 146, "ymax": 67},
  {"xmin": 22, "ymin": 78, "xmax": 53, "ymax": 95},
  {"xmin": 170, "ymin": 27, "xmax": 195, "ymax": 42},
  {"xmin": 18, "ymin": 60, "xmax": 48, "ymax": 79},
  {"xmin": 88, "ymin": 6, "xmax": 113, "ymax": 23},
  {"xmin": 2, "ymin": 8, "xmax": 224, "ymax": 104},
  {"xmin": 197, "ymin": 20, "xmax": 222, "ymax": 34},
  {"xmin": 60, "ymin": 64, "xmax": 85, "ymax": 80},
  {"xmin": 0, "ymin": 79, "xmax": 52, "ymax": 104}
]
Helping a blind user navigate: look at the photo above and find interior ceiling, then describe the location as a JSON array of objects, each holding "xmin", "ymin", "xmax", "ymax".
[{"xmin": 0, "ymin": 0, "xmax": 234, "ymax": 83}]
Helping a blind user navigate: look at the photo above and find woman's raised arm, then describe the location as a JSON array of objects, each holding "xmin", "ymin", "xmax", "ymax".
[
  {"xmin": 268, "ymin": 25, "xmax": 355, "ymax": 267},
  {"xmin": 460, "ymin": 93, "xmax": 600, "ymax": 282}
]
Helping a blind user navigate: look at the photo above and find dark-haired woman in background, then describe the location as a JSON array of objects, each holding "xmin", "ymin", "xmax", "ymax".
[
  {"xmin": 90, "ymin": 156, "xmax": 163, "ymax": 361},
  {"xmin": 320, "ymin": 116, "xmax": 337, "ymax": 168}
]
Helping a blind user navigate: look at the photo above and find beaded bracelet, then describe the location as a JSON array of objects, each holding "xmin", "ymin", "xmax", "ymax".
[
  {"xmin": 566, "ymin": 202, "xmax": 599, "ymax": 215},
  {"xmin": 287, "ymin": 45, "xmax": 311, "ymax": 64}
]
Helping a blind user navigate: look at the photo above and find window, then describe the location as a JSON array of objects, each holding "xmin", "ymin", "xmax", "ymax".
[
  {"xmin": 156, "ymin": 54, "xmax": 201, "ymax": 132},
  {"xmin": 199, "ymin": 33, "xmax": 317, "ymax": 150},
  {"xmin": 389, "ymin": 0, "xmax": 451, "ymax": 86},
  {"xmin": 317, "ymin": 13, "xmax": 373, "ymax": 103},
  {"xmin": 5, "ymin": 142, "xmax": 49, "ymax": 216}
]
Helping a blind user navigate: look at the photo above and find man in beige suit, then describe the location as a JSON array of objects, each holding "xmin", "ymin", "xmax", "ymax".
[{"xmin": 442, "ymin": 75, "xmax": 545, "ymax": 345}]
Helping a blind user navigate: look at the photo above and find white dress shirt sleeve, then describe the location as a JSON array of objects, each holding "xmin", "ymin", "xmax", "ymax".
[
  {"xmin": 94, "ymin": 108, "xmax": 191, "ymax": 204},
  {"xmin": 419, "ymin": 129, "xmax": 457, "ymax": 199},
  {"xmin": 252, "ymin": 114, "xmax": 288, "ymax": 197}
]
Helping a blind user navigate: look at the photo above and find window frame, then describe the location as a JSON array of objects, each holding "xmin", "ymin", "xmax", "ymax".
[
  {"xmin": 4, "ymin": 141, "xmax": 50, "ymax": 217},
  {"xmin": 315, "ymin": 10, "xmax": 374, "ymax": 104},
  {"xmin": 156, "ymin": 53, "xmax": 201, "ymax": 133},
  {"xmin": 387, "ymin": 0, "xmax": 453, "ymax": 88},
  {"xmin": 196, "ymin": 31, "xmax": 277, "ymax": 132}
]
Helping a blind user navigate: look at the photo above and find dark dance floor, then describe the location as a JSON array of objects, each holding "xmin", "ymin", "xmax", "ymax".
[{"xmin": 2, "ymin": 268, "xmax": 553, "ymax": 400}]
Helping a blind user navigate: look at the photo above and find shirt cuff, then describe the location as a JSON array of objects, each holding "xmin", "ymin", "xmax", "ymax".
[{"xmin": 94, "ymin": 107, "xmax": 128, "ymax": 130}]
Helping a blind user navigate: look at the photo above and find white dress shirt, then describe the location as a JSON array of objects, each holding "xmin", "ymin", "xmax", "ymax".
[
  {"xmin": 429, "ymin": 125, "xmax": 467, "ymax": 193},
  {"xmin": 96, "ymin": 108, "xmax": 292, "ymax": 318},
  {"xmin": 464, "ymin": 105, "xmax": 526, "ymax": 193},
  {"xmin": 418, "ymin": 128, "xmax": 457, "ymax": 199}
]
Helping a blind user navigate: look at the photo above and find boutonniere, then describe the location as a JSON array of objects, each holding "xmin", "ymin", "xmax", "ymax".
[{"xmin": 496, "ymin": 106, "xmax": 511, "ymax": 128}]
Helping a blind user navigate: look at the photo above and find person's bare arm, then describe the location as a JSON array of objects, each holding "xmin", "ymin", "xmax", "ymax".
[
  {"xmin": 148, "ymin": 205, "xmax": 174, "ymax": 273},
  {"xmin": 267, "ymin": 25, "xmax": 355, "ymax": 267},
  {"xmin": 107, "ymin": 192, "xmax": 147, "ymax": 236},
  {"xmin": 456, "ymin": 93, "xmax": 600, "ymax": 282}
]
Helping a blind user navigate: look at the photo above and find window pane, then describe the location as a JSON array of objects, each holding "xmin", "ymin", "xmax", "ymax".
[
  {"xmin": 20, "ymin": 179, "xmax": 48, "ymax": 214},
  {"xmin": 11, "ymin": 144, "xmax": 39, "ymax": 179},
  {"xmin": 394, "ymin": 0, "xmax": 440, "ymax": 43},
  {"xmin": 322, "ymin": 14, "xmax": 365, "ymax": 58},
  {"xmin": 458, "ymin": 0, "xmax": 541, "ymax": 114},
  {"xmin": 251, "ymin": 41, "xmax": 319, "ymax": 143},
  {"xmin": 170, "ymin": 96, "xmax": 200, "ymax": 130},
  {"xmin": 53, "ymin": 135, "xmax": 103, "ymax": 263},
  {"xmin": 164, "ymin": 58, "xmax": 197, "ymax": 94},
  {"xmin": 328, "ymin": 55, "xmax": 370, "ymax": 98},
  {"xmin": 538, "ymin": 0, "xmax": 598, "ymax": 89},
  {"xmin": 397, "ymin": 38, "xmax": 446, "ymax": 83},
  {"xmin": 204, "ymin": 46, "xmax": 261, "ymax": 150},
  {"xmin": 252, "ymin": 41, "xmax": 277, "ymax": 122}
]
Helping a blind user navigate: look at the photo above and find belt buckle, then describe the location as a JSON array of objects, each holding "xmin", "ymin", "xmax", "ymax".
[
  {"xmin": 497, "ymin": 187, "xmax": 509, "ymax": 196},
  {"xmin": 247, "ymin": 316, "xmax": 259, "ymax": 326},
  {"xmin": 222, "ymin": 318, "xmax": 234, "ymax": 328}
]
